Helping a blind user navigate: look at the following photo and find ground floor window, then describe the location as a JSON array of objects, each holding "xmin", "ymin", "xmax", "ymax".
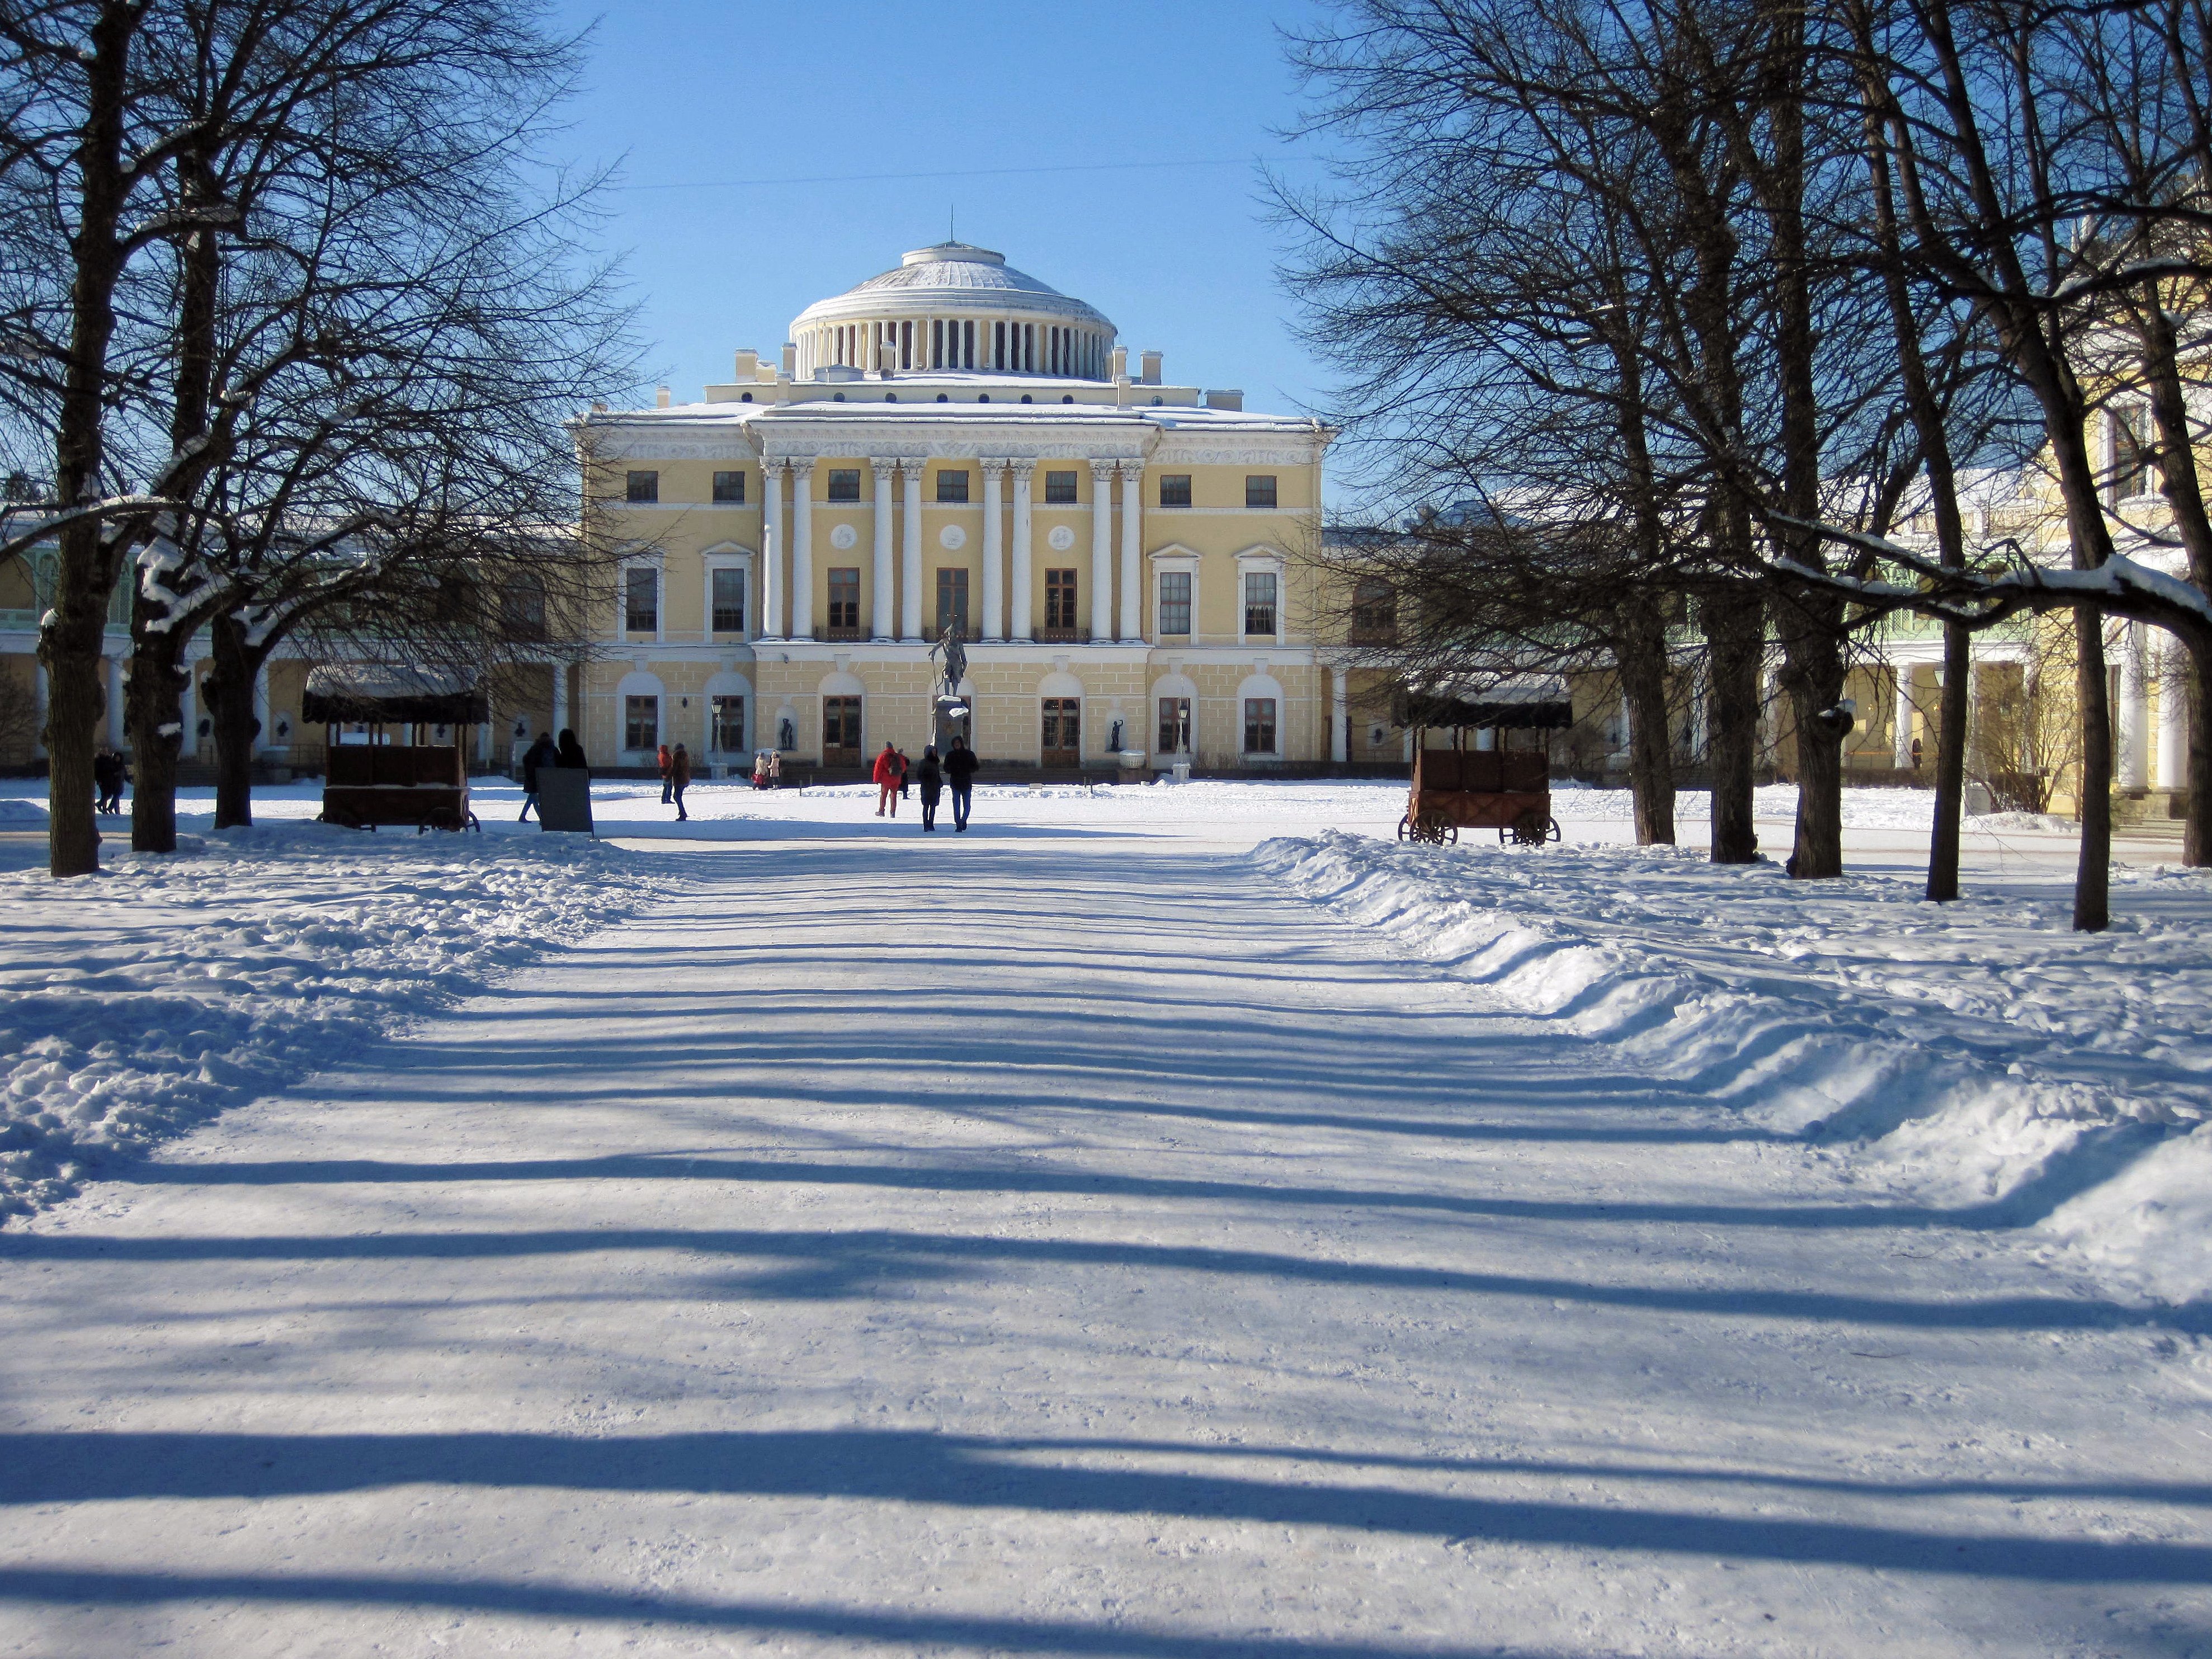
[
  {"xmin": 624, "ymin": 694, "xmax": 659, "ymax": 752},
  {"xmin": 1243, "ymin": 697, "xmax": 1277, "ymax": 755},
  {"xmin": 711, "ymin": 695, "xmax": 745, "ymax": 752},
  {"xmin": 823, "ymin": 695, "xmax": 862, "ymax": 759},
  {"xmin": 1041, "ymin": 697, "xmax": 1079, "ymax": 761},
  {"xmin": 1158, "ymin": 696, "xmax": 1192, "ymax": 756},
  {"xmin": 936, "ymin": 567, "xmax": 969, "ymax": 635}
]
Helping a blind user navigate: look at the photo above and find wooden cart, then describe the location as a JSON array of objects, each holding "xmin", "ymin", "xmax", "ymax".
[
  {"xmin": 1395, "ymin": 680, "xmax": 1574, "ymax": 847},
  {"xmin": 301, "ymin": 665, "xmax": 487, "ymax": 833}
]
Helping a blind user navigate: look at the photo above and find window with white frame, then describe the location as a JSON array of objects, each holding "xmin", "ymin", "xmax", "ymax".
[
  {"xmin": 710, "ymin": 566, "xmax": 746, "ymax": 633},
  {"xmin": 711, "ymin": 695, "xmax": 745, "ymax": 752},
  {"xmin": 624, "ymin": 565, "xmax": 658, "ymax": 633},
  {"xmin": 1158, "ymin": 570, "xmax": 1192, "ymax": 635},
  {"xmin": 624, "ymin": 695, "xmax": 659, "ymax": 752},
  {"xmin": 1243, "ymin": 697, "xmax": 1277, "ymax": 755},
  {"xmin": 1243, "ymin": 570, "xmax": 1278, "ymax": 636}
]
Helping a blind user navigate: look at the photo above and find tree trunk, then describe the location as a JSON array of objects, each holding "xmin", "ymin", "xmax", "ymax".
[
  {"xmin": 1617, "ymin": 604, "xmax": 1676, "ymax": 845},
  {"xmin": 2073, "ymin": 610, "xmax": 2112, "ymax": 932},
  {"xmin": 39, "ymin": 638, "xmax": 106, "ymax": 874},
  {"xmin": 205, "ymin": 615, "xmax": 263, "ymax": 830},
  {"xmin": 1704, "ymin": 583, "xmax": 1764, "ymax": 864},
  {"xmin": 1928, "ymin": 622, "xmax": 1970, "ymax": 900},
  {"xmin": 125, "ymin": 635, "xmax": 187, "ymax": 854},
  {"xmin": 2187, "ymin": 647, "xmax": 2210, "ymax": 870},
  {"xmin": 1778, "ymin": 600, "xmax": 1847, "ymax": 879}
]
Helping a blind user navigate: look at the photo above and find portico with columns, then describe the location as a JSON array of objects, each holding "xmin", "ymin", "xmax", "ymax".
[{"xmin": 578, "ymin": 240, "xmax": 1333, "ymax": 774}]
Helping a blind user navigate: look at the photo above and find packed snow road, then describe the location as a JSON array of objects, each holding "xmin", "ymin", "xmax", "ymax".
[{"xmin": 2, "ymin": 807, "xmax": 2209, "ymax": 1656}]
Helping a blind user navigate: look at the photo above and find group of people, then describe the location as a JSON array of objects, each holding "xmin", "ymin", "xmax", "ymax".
[
  {"xmin": 516, "ymin": 728, "xmax": 588, "ymax": 823},
  {"xmin": 874, "ymin": 736, "xmax": 978, "ymax": 832},
  {"xmin": 749, "ymin": 750, "xmax": 783, "ymax": 790},
  {"xmin": 91, "ymin": 749, "xmax": 129, "ymax": 816}
]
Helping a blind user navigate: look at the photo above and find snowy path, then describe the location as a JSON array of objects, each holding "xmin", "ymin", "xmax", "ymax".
[{"xmin": 3, "ymin": 823, "xmax": 2209, "ymax": 1656}]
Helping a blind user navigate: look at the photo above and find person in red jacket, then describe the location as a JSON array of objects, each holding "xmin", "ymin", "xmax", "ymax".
[
  {"xmin": 872, "ymin": 741, "xmax": 903, "ymax": 817},
  {"xmin": 657, "ymin": 742, "xmax": 673, "ymax": 804}
]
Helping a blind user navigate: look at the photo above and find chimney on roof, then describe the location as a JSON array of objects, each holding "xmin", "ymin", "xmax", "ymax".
[
  {"xmin": 1139, "ymin": 351, "xmax": 1162, "ymax": 386},
  {"xmin": 654, "ymin": 386, "xmax": 672, "ymax": 409},
  {"xmin": 1204, "ymin": 389, "xmax": 1243, "ymax": 412},
  {"xmin": 733, "ymin": 349, "xmax": 758, "ymax": 381},
  {"xmin": 780, "ymin": 342, "xmax": 796, "ymax": 379},
  {"xmin": 1110, "ymin": 346, "xmax": 1128, "ymax": 382}
]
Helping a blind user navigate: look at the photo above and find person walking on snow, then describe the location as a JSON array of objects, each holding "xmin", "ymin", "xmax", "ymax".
[
  {"xmin": 896, "ymin": 745, "xmax": 912, "ymax": 802},
  {"xmin": 873, "ymin": 741, "xmax": 903, "ymax": 817},
  {"xmin": 670, "ymin": 742, "xmax": 692, "ymax": 821},
  {"xmin": 92, "ymin": 749, "xmax": 125, "ymax": 815},
  {"xmin": 944, "ymin": 734, "xmax": 979, "ymax": 831},
  {"xmin": 518, "ymin": 732, "xmax": 557, "ymax": 821},
  {"xmin": 555, "ymin": 728, "xmax": 588, "ymax": 770},
  {"xmin": 914, "ymin": 744, "xmax": 944, "ymax": 832},
  {"xmin": 657, "ymin": 742, "xmax": 673, "ymax": 804}
]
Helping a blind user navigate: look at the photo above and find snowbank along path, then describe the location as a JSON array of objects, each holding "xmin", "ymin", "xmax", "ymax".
[{"xmin": 2, "ymin": 804, "xmax": 2210, "ymax": 1656}]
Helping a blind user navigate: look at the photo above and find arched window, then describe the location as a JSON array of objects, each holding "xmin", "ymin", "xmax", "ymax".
[
  {"xmin": 833, "ymin": 393, "xmax": 846, "ymax": 402},
  {"xmin": 1020, "ymin": 394, "xmax": 1032, "ymax": 404},
  {"xmin": 937, "ymin": 393, "xmax": 950, "ymax": 403},
  {"xmin": 741, "ymin": 392, "xmax": 753, "ymax": 403},
  {"xmin": 885, "ymin": 393, "xmax": 898, "ymax": 402},
  {"xmin": 1062, "ymin": 394, "xmax": 1074, "ymax": 404},
  {"xmin": 978, "ymin": 393, "xmax": 989, "ymax": 403}
]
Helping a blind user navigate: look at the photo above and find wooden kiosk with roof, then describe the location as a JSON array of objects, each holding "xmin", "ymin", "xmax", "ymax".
[
  {"xmin": 1396, "ymin": 677, "xmax": 1574, "ymax": 846},
  {"xmin": 303, "ymin": 665, "xmax": 485, "ymax": 833}
]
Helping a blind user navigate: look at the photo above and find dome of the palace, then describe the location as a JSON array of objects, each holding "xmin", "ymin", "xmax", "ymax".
[{"xmin": 793, "ymin": 243, "xmax": 1114, "ymax": 332}]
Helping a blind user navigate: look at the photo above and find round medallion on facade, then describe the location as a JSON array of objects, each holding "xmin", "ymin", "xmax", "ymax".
[
  {"xmin": 1046, "ymin": 524, "xmax": 1076, "ymax": 552},
  {"xmin": 829, "ymin": 523, "xmax": 859, "ymax": 550},
  {"xmin": 938, "ymin": 524, "xmax": 967, "ymax": 551}
]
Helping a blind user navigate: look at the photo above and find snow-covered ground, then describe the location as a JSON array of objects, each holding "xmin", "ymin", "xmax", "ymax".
[
  {"xmin": 0, "ymin": 820, "xmax": 661, "ymax": 1218},
  {"xmin": 3, "ymin": 778, "xmax": 2210, "ymax": 1653}
]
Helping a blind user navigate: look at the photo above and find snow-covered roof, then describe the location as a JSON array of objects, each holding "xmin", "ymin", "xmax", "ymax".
[{"xmin": 793, "ymin": 242, "xmax": 1114, "ymax": 333}]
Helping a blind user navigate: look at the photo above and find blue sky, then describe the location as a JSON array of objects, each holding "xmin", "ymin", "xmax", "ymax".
[{"xmin": 545, "ymin": 1, "xmax": 1338, "ymax": 417}]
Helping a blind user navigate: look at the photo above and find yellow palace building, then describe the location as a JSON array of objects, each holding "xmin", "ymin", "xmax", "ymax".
[{"xmin": 574, "ymin": 241, "xmax": 1342, "ymax": 774}]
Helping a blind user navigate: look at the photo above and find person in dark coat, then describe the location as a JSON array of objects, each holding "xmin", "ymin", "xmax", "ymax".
[
  {"xmin": 518, "ymin": 732, "xmax": 558, "ymax": 822},
  {"xmin": 555, "ymin": 728, "xmax": 588, "ymax": 769},
  {"xmin": 944, "ymin": 735, "xmax": 979, "ymax": 832},
  {"xmin": 895, "ymin": 745, "xmax": 912, "ymax": 800},
  {"xmin": 92, "ymin": 750, "xmax": 125, "ymax": 815},
  {"xmin": 914, "ymin": 745, "xmax": 944, "ymax": 832},
  {"xmin": 670, "ymin": 742, "xmax": 692, "ymax": 821}
]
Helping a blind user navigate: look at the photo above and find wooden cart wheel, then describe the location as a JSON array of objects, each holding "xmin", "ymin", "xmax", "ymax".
[
  {"xmin": 320, "ymin": 804, "xmax": 366, "ymax": 831},
  {"xmin": 417, "ymin": 805, "xmax": 465, "ymax": 835},
  {"xmin": 1432, "ymin": 818, "xmax": 1458, "ymax": 845},
  {"xmin": 1397, "ymin": 814, "xmax": 1414, "ymax": 842},
  {"xmin": 1504, "ymin": 809, "xmax": 1550, "ymax": 847}
]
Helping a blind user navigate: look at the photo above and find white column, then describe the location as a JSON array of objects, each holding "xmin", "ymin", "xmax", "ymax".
[
  {"xmin": 552, "ymin": 661, "xmax": 569, "ymax": 737},
  {"xmin": 870, "ymin": 459, "xmax": 896, "ymax": 640},
  {"xmin": 981, "ymin": 459, "xmax": 1006, "ymax": 641},
  {"xmin": 2158, "ymin": 637, "xmax": 2189, "ymax": 791},
  {"xmin": 789, "ymin": 460, "xmax": 815, "ymax": 640},
  {"xmin": 900, "ymin": 462, "xmax": 924, "ymax": 640},
  {"xmin": 252, "ymin": 664, "xmax": 271, "ymax": 755},
  {"xmin": 1331, "ymin": 666, "xmax": 1348, "ymax": 763},
  {"xmin": 106, "ymin": 654, "xmax": 124, "ymax": 749},
  {"xmin": 2120, "ymin": 622, "xmax": 2150, "ymax": 790},
  {"xmin": 1117, "ymin": 461, "xmax": 1143, "ymax": 642},
  {"xmin": 32, "ymin": 661, "xmax": 47, "ymax": 757},
  {"xmin": 1089, "ymin": 461, "xmax": 1115, "ymax": 644},
  {"xmin": 761, "ymin": 461, "xmax": 785, "ymax": 639},
  {"xmin": 1892, "ymin": 662, "xmax": 1914, "ymax": 768},
  {"xmin": 1009, "ymin": 460, "xmax": 1034, "ymax": 642}
]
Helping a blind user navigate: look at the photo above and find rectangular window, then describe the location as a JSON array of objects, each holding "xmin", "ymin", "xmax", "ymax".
[
  {"xmin": 1245, "ymin": 474, "xmax": 1279, "ymax": 509},
  {"xmin": 711, "ymin": 695, "xmax": 745, "ymax": 752},
  {"xmin": 1243, "ymin": 697, "xmax": 1277, "ymax": 755},
  {"xmin": 501, "ymin": 579, "xmax": 546, "ymax": 642},
  {"xmin": 936, "ymin": 469, "xmax": 970, "ymax": 504},
  {"xmin": 624, "ymin": 694, "xmax": 659, "ymax": 752},
  {"xmin": 711, "ymin": 567, "xmax": 746, "ymax": 633},
  {"xmin": 1024, "ymin": 323, "xmax": 1035, "ymax": 371},
  {"xmin": 1041, "ymin": 697, "xmax": 1080, "ymax": 758},
  {"xmin": 1045, "ymin": 568, "xmax": 1078, "ymax": 630},
  {"xmin": 712, "ymin": 469, "xmax": 746, "ymax": 504},
  {"xmin": 1351, "ymin": 576, "xmax": 1395, "ymax": 643},
  {"xmin": 901, "ymin": 319, "xmax": 912, "ymax": 369},
  {"xmin": 1159, "ymin": 474, "xmax": 1192, "ymax": 508},
  {"xmin": 1044, "ymin": 469, "xmax": 1078, "ymax": 505},
  {"xmin": 932, "ymin": 318, "xmax": 944, "ymax": 368},
  {"xmin": 625, "ymin": 469, "xmax": 659, "ymax": 505},
  {"xmin": 827, "ymin": 567, "xmax": 861, "ymax": 631},
  {"xmin": 1158, "ymin": 571, "xmax": 1191, "ymax": 635},
  {"xmin": 936, "ymin": 567, "xmax": 969, "ymax": 634},
  {"xmin": 823, "ymin": 695, "xmax": 862, "ymax": 756},
  {"xmin": 827, "ymin": 468, "xmax": 861, "ymax": 503},
  {"xmin": 2112, "ymin": 407, "xmax": 2154, "ymax": 502},
  {"xmin": 994, "ymin": 319, "xmax": 1006, "ymax": 368},
  {"xmin": 964, "ymin": 318, "xmax": 975, "ymax": 368},
  {"xmin": 1158, "ymin": 696, "xmax": 1192, "ymax": 756},
  {"xmin": 1243, "ymin": 570, "xmax": 1278, "ymax": 636},
  {"xmin": 624, "ymin": 565, "xmax": 657, "ymax": 633}
]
